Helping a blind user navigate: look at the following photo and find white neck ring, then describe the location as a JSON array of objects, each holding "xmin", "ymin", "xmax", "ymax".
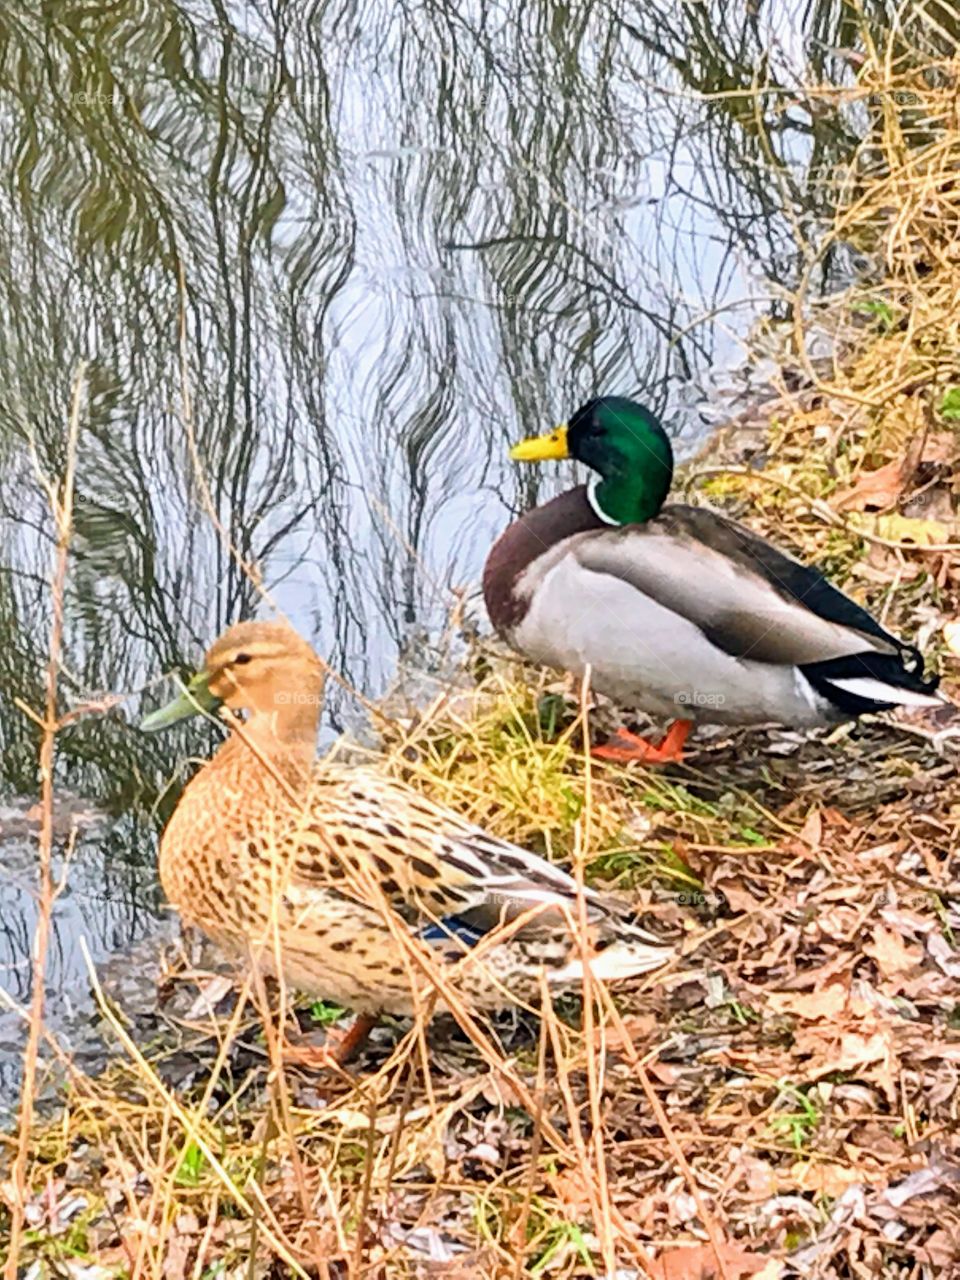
[{"xmin": 586, "ymin": 475, "xmax": 621, "ymax": 526}]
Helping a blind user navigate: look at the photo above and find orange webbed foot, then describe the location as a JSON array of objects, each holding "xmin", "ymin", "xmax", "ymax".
[
  {"xmin": 592, "ymin": 719, "xmax": 692, "ymax": 765},
  {"xmin": 282, "ymin": 1012, "xmax": 378, "ymax": 1070}
]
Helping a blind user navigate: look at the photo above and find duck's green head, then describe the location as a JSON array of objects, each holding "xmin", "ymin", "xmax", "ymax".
[{"xmin": 510, "ymin": 395, "xmax": 674, "ymax": 525}]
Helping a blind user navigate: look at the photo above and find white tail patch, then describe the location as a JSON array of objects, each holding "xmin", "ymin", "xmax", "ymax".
[
  {"xmin": 549, "ymin": 939, "xmax": 674, "ymax": 983},
  {"xmin": 826, "ymin": 676, "xmax": 944, "ymax": 708}
]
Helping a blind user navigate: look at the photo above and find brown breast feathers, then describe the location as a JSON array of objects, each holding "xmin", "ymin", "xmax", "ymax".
[{"xmin": 482, "ymin": 486, "xmax": 604, "ymax": 633}]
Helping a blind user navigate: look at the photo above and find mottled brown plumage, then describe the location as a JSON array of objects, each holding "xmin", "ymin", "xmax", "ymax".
[{"xmin": 147, "ymin": 621, "xmax": 673, "ymax": 1018}]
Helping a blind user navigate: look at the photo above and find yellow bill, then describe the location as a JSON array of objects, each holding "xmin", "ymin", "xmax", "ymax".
[{"xmin": 509, "ymin": 423, "xmax": 569, "ymax": 462}]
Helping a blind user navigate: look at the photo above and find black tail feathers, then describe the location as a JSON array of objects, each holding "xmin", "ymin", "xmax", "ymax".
[{"xmin": 801, "ymin": 649, "xmax": 939, "ymax": 717}]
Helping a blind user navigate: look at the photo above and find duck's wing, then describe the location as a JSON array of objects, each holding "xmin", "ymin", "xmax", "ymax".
[
  {"xmin": 290, "ymin": 767, "xmax": 671, "ymax": 972},
  {"xmin": 571, "ymin": 503, "xmax": 912, "ymax": 667}
]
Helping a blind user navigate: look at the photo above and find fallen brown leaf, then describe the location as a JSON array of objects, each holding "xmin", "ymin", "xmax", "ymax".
[
  {"xmin": 863, "ymin": 924, "xmax": 922, "ymax": 978},
  {"xmin": 790, "ymin": 1159, "xmax": 865, "ymax": 1197},
  {"xmin": 854, "ymin": 511, "xmax": 952, "ymax": 545},
  {"xmin": 920, "ymin": 432, "xmax": 958, "ymax": 464},
  {"xmin": 650, "ymin": 1242, "xmax": 782, "ymax": 1279},
  {"xmin": 163, "ymin": 1222, "xmax": 195, "ymax": 1280},
  {"xmin": 794, "ymin": 1028, "xmax": 898, "ymax": 1099},
  {"xmin": 767, "ymin": 984, "xmax": 848, "ymax": 1020},
  {"xmin": 711, "ymin": 876, "xmax": 764, "ymax": 913},
  {"xmin": 834, "ymin": 459, "xmax": 908, "ymax": 512},
  {"xmin": 797, "ymin": 807, "xmax": 822, "ymax": 849},
  {"xmin": 544, "ymin": 1165, "xmax": 594, "ymax": 1218},
  {"xmin": 593, "ymin": 1013, "xmax": 658, "ymax": 1052}
]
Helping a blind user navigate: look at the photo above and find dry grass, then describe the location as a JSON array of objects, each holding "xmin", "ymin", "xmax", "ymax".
[{"xmin": 4, "ymin": 23, "xmax": 960, "ymax": 1280}]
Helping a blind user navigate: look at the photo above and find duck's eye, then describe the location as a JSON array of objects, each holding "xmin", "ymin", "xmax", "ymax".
[{"xmin": 234, "ymin": 653, "xmax": 253, "ymax": 666}]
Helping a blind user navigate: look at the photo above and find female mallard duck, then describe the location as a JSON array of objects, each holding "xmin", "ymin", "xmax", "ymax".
[
  {"xmin": 142, "ymin": 620, "xmax": 672, "ymax": 1055},
  {"xmin": 483, "ymin": 396, "xmax": 942, "ymax": 764}
]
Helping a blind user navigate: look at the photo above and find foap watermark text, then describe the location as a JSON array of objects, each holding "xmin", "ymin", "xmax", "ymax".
[{"xmin": 675, "ymin": 690, "xmax": 726, "ymax": 709}]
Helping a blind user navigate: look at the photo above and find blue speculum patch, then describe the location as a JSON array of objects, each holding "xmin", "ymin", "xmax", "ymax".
[{"xmin": 418, "ymin": 916, "xmax": 486, "ymax": 948}]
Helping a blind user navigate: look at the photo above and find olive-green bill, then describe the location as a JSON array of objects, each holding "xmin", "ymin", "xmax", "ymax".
[{"xmin": 140, "ymin": 669, "xmax": 222, "ymax": 731}]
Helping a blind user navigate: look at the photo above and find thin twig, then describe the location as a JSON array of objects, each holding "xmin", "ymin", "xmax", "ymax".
[{"xmin": 4, "ymin": 365, "xmax": 85, "ymax": 1280}]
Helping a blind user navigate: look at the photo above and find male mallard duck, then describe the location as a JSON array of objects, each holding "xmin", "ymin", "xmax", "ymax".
[
  {"xmin": 483, "ymin": 396, "xmax": 942, "ymax": 763},
  {"xmin": 142, "ymin": 620, "xmax": 672, "ymax": 1055}
]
